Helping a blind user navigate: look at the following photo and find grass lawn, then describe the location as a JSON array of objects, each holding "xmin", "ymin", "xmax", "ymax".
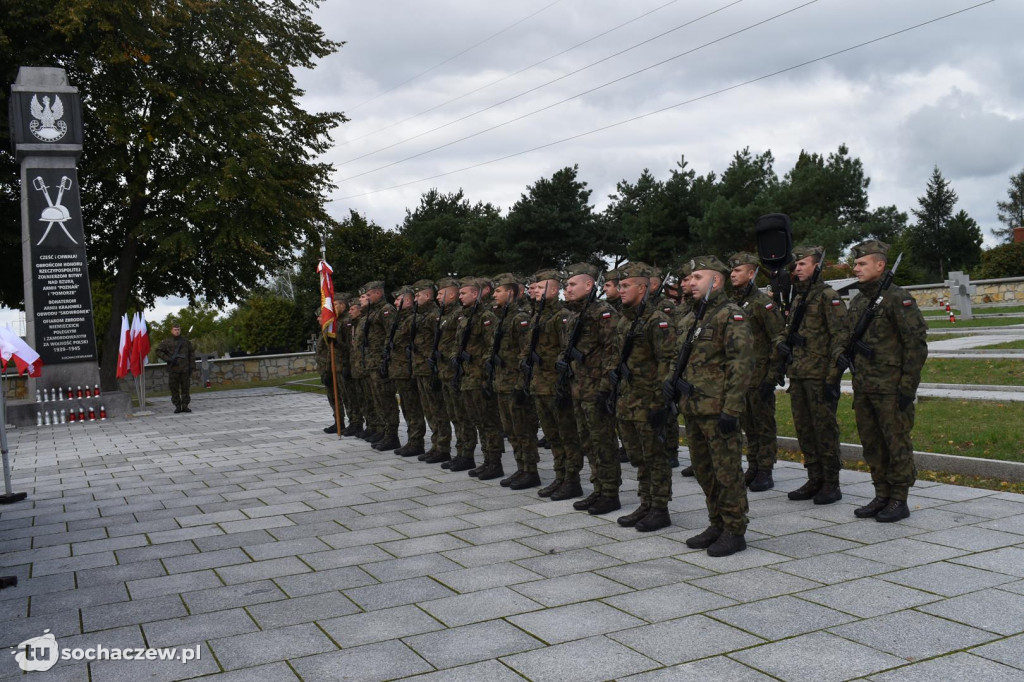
[
  {"xmin": 972, "ymin": 339, "xmax": 1024, "ymax": 350},
  {"xmin": 924, "ymin": 304, "xmax": 1024, "ymax": 316},
  {"xmin": 927, "ymin": 316, "xmax": 1024, "ymax": 329},
  {"xmin": 919, "ymin": 357, "xmax": 1024, "ymax": 385},
  {"xmin": 774, "ymin": 393, "xmax": 1024, "ymax": 462},
  {"xmin": 145, "ymin": 373, "xmax": 321, "ymax": 398}
]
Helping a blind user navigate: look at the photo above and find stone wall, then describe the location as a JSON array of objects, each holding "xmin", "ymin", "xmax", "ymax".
[
  {"xmin": 904, "ymin": 276, "xmax": 1024, "ymax": 307},
  {"xmin": 115, "ymin": 351, "xmax": 317, "ymax": 393}
]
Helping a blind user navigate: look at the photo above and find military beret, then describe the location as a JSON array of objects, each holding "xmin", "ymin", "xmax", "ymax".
[
  {"xmin": 851, "ymin": 239, "xmax": 890, "ymax": 259},
  {"xmin": 618, "ymin": 261, "xmax": 655, "ymax": 279},
  {"xmin": 359, "ymin": 280, "xmax": 385, "ymax": 295},
  {"xmin": 604, "ymin": 267, "xmax": 621, "ymax": 282},
  {"xmin": 676, "ymin": 260, "xmax": 694, "ymax": 277},
  {"xmin": 392, "ymin": 286, "xmax": 414, "ymax": 298},
  {"xmin": 411, "ymin": 279, "xmax": 435, "ymax": 293},
  {"xmin": 492, "ymin": 272, "xmax": 520, "ymax": 288},
  {"xmin": 728, "ymin": 251, "xmax": 760, "ymax": 268},
  {"xmin": 687, "ymin": 255, "xmax": 730, "ymax": 276},
  {"xmin": 565, "ymin": 263, "xmax": 601, "ymax": 280},
  {"xmin": 792, "ymin": 245, "xmax": 824, "ymax": 261},
  {"xmin": 436, "ymin": 276, "xmax": 459, "ymax": 289},
  {"xmin": 333, "ymin": 292, "xmax": 351, "ymax": 304},
  {"xmin": 532, "ymin": 268, "xmax": 563, "ymax": 283}
]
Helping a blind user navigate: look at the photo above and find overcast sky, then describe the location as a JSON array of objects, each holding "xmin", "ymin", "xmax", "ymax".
[{"xmin": 300, "ymin": 0, "xmax": 1023, "ymax": 243}]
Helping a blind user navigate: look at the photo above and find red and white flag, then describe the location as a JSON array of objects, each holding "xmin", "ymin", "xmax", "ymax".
[
  {"xmin": 318, "ymin": 260, "xmax": 337, "ymax": 337},
  {"xmin": 0, "ymin": 327, "xmax": 42, "ymax": 377},
  {"xmin": 136, "ymin": 313, "xmax": 151, "ymax": 369},
  {"xmin": 116, "ymin": 314, "xmax": 132, "ymax": 379}
]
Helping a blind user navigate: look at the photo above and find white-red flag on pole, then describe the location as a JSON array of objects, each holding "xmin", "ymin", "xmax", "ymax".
[
  {"xmin": 137, "ymin": 313, "xmax": 151, "ymax": 367},
  {"xmin": 116, "ymin": 314, "xmax": 132, "ymax": 379},
  {"xmin": 0, "ymin": 327, "xmax": 42, "ymax": 377},
  {"xmin": 130, "ymin": 313, "xmax": 144, "ymax": 377},
  {"xmin": 318, "ymin": 260, "xmax": 337, "ymax": 337}
]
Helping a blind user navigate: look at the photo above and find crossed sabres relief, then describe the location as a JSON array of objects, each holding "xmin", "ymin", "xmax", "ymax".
[
  {"xmin": 33, "ymin": 176, "xmax": 77, "ymax": 246},
  {"xmin": 27, "ymin": 94, "xmax": 77, "ymax": 245}
]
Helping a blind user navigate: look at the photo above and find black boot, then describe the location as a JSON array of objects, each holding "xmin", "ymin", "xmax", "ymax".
[
  {"xmin": 418, "ymin": 448, "xmax": 436, "ymax": 461},
  {"xmin": 550, "ymin": 479, "xmax": 584, "ymax": 501},
  {"xmin": 510, "ymin": 471, "xmax": 541, "ymax": 490},
  {"xmin": 423, "ymin": 451, "xmax": 451, "ymax": 464},
  {"xmin": 373, "ymin": 435, "xmax": 401, "ymax": 451},
  {"xmin": 468, "ymin": 463, "xmax": 484, "ymax": 477},
  {"xmin": 400, "ymin": 445, "xmax": 425, "ymax": 458},
  {"xmin": 537, "ymin": 479, "xmax": 563, "ymax": 498},
  {"xmin": 476, "ymin": 462, "xmax": 504, "ymax": 481},
  {"xmin": 749, "ymin": 470, "xmax": 774, "ymax": 492},
  {"xmin": 680, "ymin": 465, "xmax": 695, "ymax": 477},
  {"xmin": 685, "ymin": 525, "xmax": 723, "ymax": 549},
  {"xmin": 538, "ymin": 436, "xmax": 549, "ymax": 449},
  {"xmin": 449, "ymin": 456, "xmax": 476, "ymax": 472},
  {"xmin": 500, "ymin": 470, "xmax": 523, "ymax": 487},
  {"xmin": 707, "ymin": 531, "xmax": 747, "ymax": 557},
  {"xmin": 618, "ymin": 446, "xmax": 629, "ymax": 464},
  {"xmin": 324, "ymin": 423, "xmax": 338, "ymax": 434},
  {"xmin": 587, "ymin": 496, "xmax": 621, "ymax": 515},
  {"xmin": 744, "ymin": 467, "xmax": 757, "ymax": 485},
  {"xmin": 669, "ymin": 456, "xmax": 679, "ymax": 468},
  {"xmin": 876, "ymin": 499, "xmax": 910, "ymax": 523},
  {"xmin": 573, "ymin": 491, "xmax": 601, "ymax": 510},
  {"xmin": 394, "ymin": 443, "xmax": 408, "ymax": 455},
  {"xmin": 813, "ymin": 483, "xmax": 843, "ymax": 505},
  {"xmin": 635, "ymin": 507, "xmax": 671, "ymax": 532},
  {"xmin": 854, "ymin": 496, "xmax": 890, "ymax": 519},
  {"xmin": 617, "ymin": 502, "xmax": 651, "ymax": 527},
  {"xmin": 342, "ymin": 423, "xmax": 362, "ymax": 437},
  {"xmin": 788, "ymin": 479, "xmax": 823, "ymax": 501}
]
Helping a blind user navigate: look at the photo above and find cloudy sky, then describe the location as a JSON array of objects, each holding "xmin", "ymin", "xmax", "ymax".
[{"xmin": 301, "ymin": 0, "xmax": 1022, "ymax": 241}]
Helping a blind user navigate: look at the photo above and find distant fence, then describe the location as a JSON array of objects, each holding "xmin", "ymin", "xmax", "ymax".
[
  {"xmin": 905, "ymin": 276, "xmax": 1024, "ymax": 307},
  {"xmin": 114, "ymin": 351, "xmax": 317, "ymax": 393}
]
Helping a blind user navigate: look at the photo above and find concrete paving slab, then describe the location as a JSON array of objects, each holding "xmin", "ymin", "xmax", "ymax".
[
  {"xmin": 501, "ymin": 635, "xmax": 659, "ymax": 682},
  {"xmin": 828, "ymin": 609, "xmax": 999, "ymax": 660}
]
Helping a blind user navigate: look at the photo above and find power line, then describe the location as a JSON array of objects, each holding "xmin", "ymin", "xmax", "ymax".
[
  {"xmin": 338, "ymin": 0, "xmax": 809, "ymax": 182},
  {"xmin": 336, "ymin": 1, "xmax": 995, "ymax": 202},
  {"xmin": 339, "ymin": 0, "xmax": 684, "ymax": 148},
  {"xmin": 347, "ymin": 0, "xmax": 567, "ymax": 112},
  {"xmin": 339, "ymin": 0, "xmax": 747, "ymax": 166}
]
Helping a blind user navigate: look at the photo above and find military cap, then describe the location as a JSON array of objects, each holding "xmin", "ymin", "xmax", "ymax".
[
  {"xmin": 532, "ymin": 268, "xmax": 563, "ymax": 283},
  {"xmin": 492, "ymin": 272, "xmax": 520, "ymax": 288},
  {"xmin": 333, "ymin": 292, "xmax": 350, "ymax": 304},
  {"xmin": 676, "ymin": 259, "xmax": 694, "ymax": 277},
  {"xmin": 436, "ymin": 276, "xmax": 459, "ymax": 289},
  {"xmin": 851, "ymin": 239, "xmax": 890, "ymax": 259},
  {"xmin": 565, "ymin": 263, "xmax": 601, "ymax": 280},
  {"xmin": 728, "ymin": 251, "xmax": 760, "ymax": 268},
  {"xmin": 604, "ymin": 267, "xmax": 621, "ymax": 282},
  {"xmin": 392, "ymin": 286, "xmax": 414, "ymax": 298},
  {"xmin": 411, "ymin": 279, "xmax": 435, "ymax": 293},
  {"xmin": 618, "ymin": 261, "xmax": 655, "ymax": 279},
  {"xmin": 359, "ymin": 280, "xmax": 385, "ymax": 295},
  {"xmin": 686, "ymin": 255, "xmax": 730, "ymax": 276},
  {"xmin": 792, "ymin": 245, "xmax": 824, "ymax": 262}
]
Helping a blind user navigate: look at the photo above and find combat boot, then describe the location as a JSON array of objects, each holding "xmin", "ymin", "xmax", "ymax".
[
  {"xmin": 537, "ymin": 479, "xmax": 564, "ymax": 498},
  {"xmin": 400, "ymin": 445, "xmax": 424, "ymax": 458},
  {"xmin": 373, "ymin": 435, "xmax": 401, "ymax": 451},
  {"xmin": 854, "ymin": 496, "xmax": 889, "ymax": 518},
  {"xmin": 635, "ymin": 507, "xmax": 671, "ymax": 532},
  {"xmin": 500, "ymin": 470, "xmax": 523, "ymax": 487},
  {"xmin": 467, "ymin": 464, "xmax": 484, "ymax": 477},
  {"xmin": 618, "ymin": 446, "xmax": 629, "ymax": 463},
  {"xmin": 876, "ymin": 499, "xmax": 910, "ymax": 523},
  {"xmin": 707, "ymin": 531, "xmax": 746, "ymax": 557},
  {"xmin": 476, "ymin": 462, "xmax": 504, "ymax": 481},
  {"xmin": 509, "ymin": 472, "xmax": 541, "ymax": 490},
  {"xmin": 423, "ymin": 451, "xmax": 451, "ymax": 465},
  {"xmin": 788, "ymin": 479, "xmax": 823, "ymax": 501},
  {"xmin": 680, "ymin": 465, "xmax": 695, "ymax": 477},
  {"xmin": 813, "ymin": 483, "xmax": 842, "ymax": 505},
  {"xmin": 669, "ymin": 456, "xmax": 679, "ymax": 468},
  {"xmin": 393, "ymin": 443, "xmax": 408, "ymax": 456},
  {"xmin": 587, "ymin": 496, "xmax": 621, "ymax": 515},
  {"xmin": 617, "ymin": 502, "xmax": 651, "ymax": 527},
  {"xmin": 324, "ymin": 423, "xmax": 338, "ymax": 434},
  {"xmin": 440, "ymin": 459, "xmax": 453, "ymax": 469},
  {"xmin": 365, "ymin": 431, "xmax": 384, "ymax": 443},
  {"xmin": 744, "ymin": 467, "xmax": 757, "ymax": 485},
  {"xmin": 685, "ymin": 525, "xmax": 723, "ymax": 549},
  {"xmin": 573, "ymin": 491, "xmax": 601, "ymax": 510},
  {"xmin": 418, "ymin": 448, "xmax": 436, "ymax": 461},
  {"xmin": 538, "ymin": 436, "xmax": 549, "ymax": 449},
  {"xmin": 749, "ymin": 470, "xmax": 774, "ymax": 492},
  {"xmin": 550, "ymin": 478, "xmax": 583, "ymax": 501},
  {"xmin": 449, "ymin": 456, "xmax": 476, "ymax": 472},
  {"xmin": 369, "ymin": 431, "xmax": 387, "ymax": 445},
  {"xmin": 342, "ymin": 423, "xmax": 362, "ymax": 437}
]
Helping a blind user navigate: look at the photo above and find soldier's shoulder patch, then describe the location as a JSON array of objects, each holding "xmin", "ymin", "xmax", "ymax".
[
  {"xmin": 902, "ymin": 299, "xmax": 915, "ymax": 307},
  {"xmin": 663, "ymin": 306, "xmax": 673, "ymax": 313},
  {"xmin": 601, "ymin": 311, "xmax": 612, "ymax": 319},
  {"xmin": 484, "ymin": 319, "xmax": 492, "ymax": 326},
  {"xmin": 765, "ymin": 302, "xmax": 774, "ymax": 310},
  {"xmin": 383, "ymin": 310, "xmax": 390, "ymax": 316},
  {"xmin": 658, "ymin": 321, "xmax": 670, "ymax": 329},
  {"xmin": 561, "ymin": 317, "xmax": 569, "ymax": 324},
  {"xmin": 732, "ymin": 313, "xmax": 745, "ymax": 321},
  {"xmin": 520, "ymin": 320, "xmax": 529, "ymax": 327},
  {"xmin": 831, "ymin": 299, "xmax": 842, "ymax": 306}
]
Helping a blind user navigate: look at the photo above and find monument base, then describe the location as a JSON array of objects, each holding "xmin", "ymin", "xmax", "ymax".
[{"xmin": 5, "ymin": 390, "xmax": 132, "ymax": 427}]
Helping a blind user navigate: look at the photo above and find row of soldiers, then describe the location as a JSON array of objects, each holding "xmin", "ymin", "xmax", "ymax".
[{"xmin": 316, "ymin": 239, "xmax": 928, "ymax": 557}]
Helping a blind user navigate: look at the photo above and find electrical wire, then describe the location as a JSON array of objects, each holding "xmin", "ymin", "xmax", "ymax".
[{"xmin": 336, "ymin": 1, "xmax": 994, "ymax": 201}]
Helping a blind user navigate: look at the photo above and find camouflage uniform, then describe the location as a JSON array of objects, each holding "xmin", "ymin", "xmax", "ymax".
[
  {"xmin": 157, "ymin": 332, "xmax": 194, "ymax": 412},
  {"xmin": 315, "ymin": 330, "xmax": 346, "ymax": 426},
  {"xmin": 455, "ymin": 278, "xmax": 503, "ymax": 470},
  {"xmin": 436, "ymin": 279, "xmax": 471, "ymax": 461},
  {"xmin": 410, "ymin": 282, "xmax": 450, "ymax": 456},
  {"xmin": 652, "ymin": 287, "xmax": 681, "ymax": 465},
  {"xmin": 351, "ymin": 311, "xmax": 379, "ymax": 434},
  {"xmin": 676, "ymin": 257, "xmax": 755, "ymax": 536},
  {"xmin": 361, "ymin": 282, "xmax": 400, "ymax": 441},
  {"xmin": 728, "ymin": 253, "xmax": 785, "ymax": 474},
  {"xmin": 389, "ymin": 289, "xmax": 426, "ymax": 453},
  {"xmin": 847, "ymin": 240, "xmax": 928, "ymax": 504}
]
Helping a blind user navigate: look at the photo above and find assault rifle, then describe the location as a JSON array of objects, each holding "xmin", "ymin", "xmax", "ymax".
[
  {"xmin": 451, "ymin": 289, "xmax": 480, "ymax": 390},
  {"xmin": 519, "ymin": 281, "xmax": 549, "ymax": 399},
  {"xmin": 771, "ymin": 249, "xmax": 825, "ymax": 386},
  {"xmin": 661, "ymin": 276, "xmax": 715, "ymax": 419},
  {"xmin": 606, "ymin": 273, "xmax": 667, "ymax": 415},
  {"xmin": 484, "ymin": 299, "xmax": 513, "ymax": 398},
  {"xmin": 380, "ymin": 298, "xmax": 404, "ymax": 379},
  {"xmin": 555, "ymin": 275, "xmax": 602, "ymax": 408}
]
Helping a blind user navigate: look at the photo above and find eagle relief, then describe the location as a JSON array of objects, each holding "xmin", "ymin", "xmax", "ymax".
[{"xmin": 29, "ymin": 94, "xmax": 68, "ymax": 142}]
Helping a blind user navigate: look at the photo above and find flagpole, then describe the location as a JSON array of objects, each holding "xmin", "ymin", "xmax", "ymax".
[{"xmin": 329, "ymin": 337, "xmax": 342, "ymax": 437}]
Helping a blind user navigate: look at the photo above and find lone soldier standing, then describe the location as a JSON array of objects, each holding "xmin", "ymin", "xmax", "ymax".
[
  {"xmin": 410, "ymin": 280, "xmax": 450, "ymax": 460},
  {"xmin": 390, "ymin": 286, "xmax": 427, "ymax": 458},
  {"xmin": 673, "ymin": 256, "xmax": 755, "ymax": 556},
  {"xmin": 774, "ymin": 246, "xmax": 849, "ymax": 505},
  {"xmin": 157, "ymin": 324, "xmax": 195, "ymax": 413},
  {"xmin": 845, "ymin": 240, "xmax": 928, "ymax": 522},
  {"xmin": 728, "ymin": 252, "xmax": 784, "ymax": 492},
  {"xmin": 360, "ymin": 281, "xmax": 401, "ymax": 452}
]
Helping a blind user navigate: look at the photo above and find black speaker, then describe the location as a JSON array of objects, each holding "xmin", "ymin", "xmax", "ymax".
[{"xmin": 755, "ymin": 213, "xmax": 793, "ymax": 268}]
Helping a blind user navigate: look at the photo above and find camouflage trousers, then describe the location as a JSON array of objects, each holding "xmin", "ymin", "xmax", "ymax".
[
  {"xmin": 533, "ymin": 394, "xmax": 583, "ymax": 482},
  {"xmin": 441, "ymin": 380, "xmax": 472, "ymax": 458},
  {"xmin": 854, "ymin": 392, "xmax": 917, "ymax": 502},
  {"xmin": 322, "ymin": 371, "xmax": 348, "ymax": 426},
  {"xmin": 395, "ymin": 378, "xmax": 426, "ymax": 448},
  {"xmin": 169, "ymin": 371, "xmax": 191, "ymax": 409},
  {"xmin": 416, "ymin": 375, "xmax": 451, "ymax": 454},
  {"xmin": 574, "ymin": 398, "xmax": 621, "ymax": 497},
  {"xmin": 368, "ymin": 374, "xmax": 399, "ymax": 438},
  {"xmin": 497, "ymin": 392, "xmax": 539, "ymax": 472},
  {"xmin": 345, "ymin": 376, "xmax": 367, "ymax": 429},
  {"xmin": 741, "ymin": 387, "xmax": 777, "ymax": 471},
  {"xmin": 788, "ymin": 379, "xmax": 842, "ymax": 484},
  {"xmin": 685, "ymin": 413, "xmax": 749, "ymax": 535},
  {"xmin": 462, "ymin": 387, "xmax": 503, "ymax": 463},
  {"xmin": 618, "ymin": 419, "xmax": 671, "ymax": 508}
]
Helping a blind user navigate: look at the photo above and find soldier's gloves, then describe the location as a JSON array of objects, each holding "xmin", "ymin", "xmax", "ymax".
[
  {"xmin": 777, "ymin": 341, "xmax": 792, "ymax": 360},
  {"xmin": 717, "ymin": 412, "xmax": 739, "ymax": 435},
  {"xmin": 836, "ymin": 352, "xmax": 852, "ymax": 373},
  {"xmin": 647, "ymin": 407, "xmax": 669, "ymax": 428},
  {"xmin": 513, "ymin": 389, "xmax": 529, "ymax": 405},
  {"xmin": 823, "ymin": 382, "xmax": 841, "ymax": 404},
  {"xmin": 898, "ymin": 392, "xmax": 915, "ymax": 411},
  {"xmin": 555, "ymin": 358, "xmax": 570, "ymax": 374},
  {"xmin": 758, "ymin": 381, "xmax": 775, "ymax": 401},
  {"xmin": 595, "ymin": 391, "xmax": 611, "ymax": 415}
]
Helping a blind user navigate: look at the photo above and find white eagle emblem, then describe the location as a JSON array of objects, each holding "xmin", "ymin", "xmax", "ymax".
[{"xmin": 29, "ymin": 95, "xmax": 68, "ymax": 142}]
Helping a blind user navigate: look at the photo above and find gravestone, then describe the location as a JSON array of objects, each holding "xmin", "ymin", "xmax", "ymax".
[{"xmin": 944, "ymin": 271, "xmax": 976, "ymax": 321}]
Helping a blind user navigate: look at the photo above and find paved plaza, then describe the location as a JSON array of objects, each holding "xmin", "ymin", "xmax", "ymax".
[{"xmin": 3, "ymin": 387, "xmax": 1024, "ymax": 681}]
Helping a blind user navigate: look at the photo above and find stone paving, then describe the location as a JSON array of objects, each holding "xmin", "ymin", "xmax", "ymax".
[{"xmin": 3, "ymin": 387, "xmax": 1024, "ymax": 681}]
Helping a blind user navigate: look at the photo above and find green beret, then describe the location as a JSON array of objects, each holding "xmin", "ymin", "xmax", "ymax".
[
  {"xmin": 851, "ymin": 239, "xmax": 890, "ymax": 259},
  {"xmin": 565, "ymin": 262, "xmax": 600, "ymax": 280},
  {"xmin": 334, "ymin": 292, "xmax": 352, "ymax": 304},
  {"xmin": 792, "ymin": 245, "xmax": 824, "ymax": 262},
  {"xmin": 727, "ymin": 251, "xmax": 760, "ymax": 268},
  {"xmin": 359, "ymin": 280, "xmax": 385, "ymax": 295},
  {"xmin": 492, "ymin": 272, "xmax": 520, "ymax": 288},
  {"xmin": 436, "ymin": 276, "xmax": 459, "ymax": 289},
  {"xmin": 687, "ymin": 255, "xmax": 730, "ymax": 276},
  {"xmin": 392, "ymin": 286, "xmax": 414, "ymax": 298},
  {"xmin": 532, "ymin": 268, "xmax": 563, "ymax": 283},
  {"xmin": 411, "ymin": 279, "xmax": 435, "ymax": 293},
  {"xmin": 619, "ymin": 261, "xmax": 655, "ymax": 279},
  {"xmin": 604, "ymin": 268, "xmax": 621, "ymax": 282}
]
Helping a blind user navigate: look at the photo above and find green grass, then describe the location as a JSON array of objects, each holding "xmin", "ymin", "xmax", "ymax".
[
  {"xmin": 927, "ymin": 316, "xmax": 1024, "ymax": 329},
  {"xmin": 972, "ymin": 339, "xmax": 1024, "ymax": 350},
  {"xmin": 924, "ymin": 304, "xmax": 1024, "ymax": 316},
  {"xmin": 145, "ymin": 372, "xmax": 320, "ymax": 398},
  {"xmin": 919, "ymin": 358, "xmax": 1024, "ymax": 386},
  {"xmin": 775, "ymin": 393, "xmax": 1024, "ymax": 462}
]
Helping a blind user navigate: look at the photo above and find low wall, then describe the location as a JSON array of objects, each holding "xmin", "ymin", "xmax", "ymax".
[
  {"xmin": 116, "ymin": 351, "xmax": 317, "ymax": 393},
  {"xmin": 905, "ymin": 276, "xmax": 1024, "ymax": 307}
]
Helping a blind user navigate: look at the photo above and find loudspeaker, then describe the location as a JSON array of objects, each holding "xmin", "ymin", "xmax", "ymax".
[{"xmin": 755, "ymin": 213, "xmax": 793, "ymax": 268}]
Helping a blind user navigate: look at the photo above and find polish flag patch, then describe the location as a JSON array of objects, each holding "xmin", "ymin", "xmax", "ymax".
[
  {"xmin": 765, "ymin": 303, "xmax": 774, "ymax": 310},
  {"xmin": 902, "ymin": 299, "xmax": 915, "ymax": 307},
  {"xmin": 601, "ymin": 311, "xmax": 612, "ymax": 319},
  {"xmin": 484, "ymin": 319, "xmax": 492, "ymax": 326},
  {"xmin": 831, "ymin": 299, "xmax": 842, "ymax": 306},
  {"xmin": 732, "ymin": 314, "xmax": 745, "ymax": 321},
  {"xmin": 520, "ymin": 320, "xmax": 529, "ymax": 327},
  {"xmin": 383, "ymin": 310, "xmax": 390, "ymax": 316},
  {"xmin": 658, "ymin": 321, "xmax": 670, "ymax": 328}
]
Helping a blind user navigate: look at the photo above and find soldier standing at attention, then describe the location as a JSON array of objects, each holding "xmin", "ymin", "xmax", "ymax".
[
  {"xmin": 337, "ymin": 295, "xmax": 365, "ymax": 437},
  {"xmin": 425, "ymin": 277, "xmax": 466, "ymax": 467},
  {"xmin": 673, "ymin": 256, "xmax": 755, "ymax": 556},
  {"xmin": 603, "ymin": 268, "xmax": 622, "ymax": 313},
  {"xmin": 491, "ymin": 274, "xmax": 542, "ymax": 489},
  {"xmin": 360, "ymin": 281, "xmax": 401, "ymax": 452},
  {"xmin": 728, "ymin": 252, "xmax": 785, "ymax": 492},
  {"xmin": 774, "ymin": 246, "xmax": 849, "ymax": 505},
  {"xmin": 157, "ymin": 324, "xmax": 195, "ymax": 413},
  {"xmin": 390, "ymin": 286, "xmax": 427, "ymax": 458},
  {"xmin": 561, "ymin": 263, "xmax": 622, "ymax": 515},
  {"xmin": 676, "ymin": 262, "xmax": 700, "ymax": 478},
  {"xmin": 612, "ymin": 262, "xmax": 677, "ymax": 532},
  {"xmin": 520, "ymin": 269, "xmax": 585, "ymax": 501},
  {"xmin": 845, "ymin": 240, "xmax": 928, "ymax": 522},
  {"xmin": 347, "ymin": 301, "xmax": 372, "ymax": 437},
  {"xmin": 409, "ymin": 280, "xmax": 450, "ymax": 460},
  {"xmin": 315, "ymin": 310, "xmax": 340, "ymax": 432}
]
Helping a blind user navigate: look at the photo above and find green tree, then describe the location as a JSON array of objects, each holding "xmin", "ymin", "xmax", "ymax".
[
  {"xmin": 231, "ymin": 294, "xmax": 305, "ymax": 355},
  {"xmin": 976, "ymin": 242, "xmax": 1024, "ymax": 279},
  {"xmin": 150, "ymin": 304, "xmax": 231, "ymax": 357},
  {"xmin": 692, "ymin": 148, "xmax": 777, "ymax": 256},
  {"xmin": 995, "ymin": 168, "xmax": 1024, "ymax": 243},
  {"xmin": 0, "ymin": 0, "xmax": 344, "ymax": 389},
  {"xmin": 907, "ymin": 167, "xmax": 978, "ymax": 281},
  {"xmin": 861, "ymin": 205, "xmax": 909, "ymax": 245},
  {"xmin": 399, "ymin": 188, "xmax": 504, "ymax": 277}
]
